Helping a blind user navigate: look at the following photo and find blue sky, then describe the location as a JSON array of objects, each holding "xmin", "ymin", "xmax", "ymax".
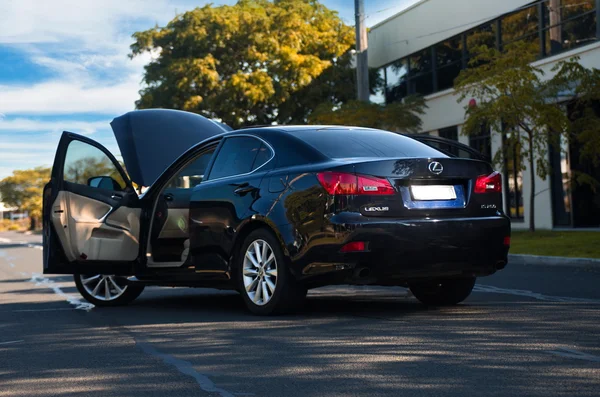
[{"xmin": 0, "ymin": 0, "xmax": 418, "ymax": 178}]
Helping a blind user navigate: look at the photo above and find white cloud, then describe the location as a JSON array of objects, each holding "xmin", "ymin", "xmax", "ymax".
[
  {"xmin": 0, "ymin": 0, "xmax": 183, "ymax": 47},
  {"xmin": 0, "ymin": 0, "xmax": 194, "ymax": 115},
  {"xmin": 0, "ymin": 76, "xmax": 141, "ymax": 115},
  {"xmin": 0, "ymin": 118, "xmax": 109, "ymax": 134}
]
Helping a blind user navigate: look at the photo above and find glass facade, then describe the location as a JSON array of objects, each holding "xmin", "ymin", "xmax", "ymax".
[
  {"xmin": 502, "ymin": 129, "xmax": 524, "ymax": 220},
  {"xmin": 550, "ymin": 135, "xmax": 572, "ymax": 225},
  {"xmin": 379, "ymin": 0, "xmax": 598, "ymax": 104},
  {"xmin": 469, "ymin": 124, "xmax": 492, "ymax": 160},
  {"xmin": 438, "ymin": 126, "xmax": 458, "ymax": 141}
]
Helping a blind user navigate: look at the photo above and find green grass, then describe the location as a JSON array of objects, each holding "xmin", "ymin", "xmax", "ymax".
[{"xmin": 510, "ymin": 231, "xmax": 600, "ymax": 259}]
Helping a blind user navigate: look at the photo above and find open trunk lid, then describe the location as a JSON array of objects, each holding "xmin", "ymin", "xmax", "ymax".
[{"xmin": 110, "ymin": 109, "xmax": 230, "ymax": 187}]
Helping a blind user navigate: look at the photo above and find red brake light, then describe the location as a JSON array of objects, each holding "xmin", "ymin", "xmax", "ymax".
[
  {"xmin": 474, "ymin": 172, "xmax": 502, "ymax": 193},
  {"xmin": 357, "ymin": 175, "xmax": 395, "ymax": 195},
  {"xmin": 504, "ymin": 236, "xmax": 511, "ymax": 246},
  {"xmin": 317, "ymin": 172, "xmax": 357, "ymax": 195},
  {"xmin": 317, "ymin": 172, "xmax": 394, "ymax": 195},
  {"xmin": 340, "ymin": 241, "xmax": 366, "ymax": 252}
]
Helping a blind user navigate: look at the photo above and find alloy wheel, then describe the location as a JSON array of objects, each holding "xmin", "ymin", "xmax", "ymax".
[
  {"xmin": 79, "ymin": 274, "xmax": 129, "ymax": 301},
  {"xmin": 242, "ymin": 239, "xmax": 278, "ymax": 306}
]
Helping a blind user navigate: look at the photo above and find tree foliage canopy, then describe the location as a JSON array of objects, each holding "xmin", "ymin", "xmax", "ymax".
[
  {"xmin": 454, "ymin": 41, "xmax": 600, "ymax": 231},
  {"xmin": 309, "ymin": 96, "xmax": 426, "ymax": 132},
  {"xmin": 0, "ymin": 167, "xmax": 51, "ymax": 223},
  {"xmin": 130, "ymin": 0, "xmax": 355, "ymax": 128},
  {"xmin": 456, "ymin": 42, "xmax": 568, "ymax": 178}
]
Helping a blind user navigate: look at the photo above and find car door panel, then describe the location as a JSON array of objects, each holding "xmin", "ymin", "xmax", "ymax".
[
  {"xmin": 190, "ymin": 177, "xmax": 265, "ymax": 274},
  {"xmin": 105, "ymin": 206, "xmax": 141, "ymax": 236},
  {"xmin": 189, "ymin": 135, "xmax": 274, "ymax": 275},
  {"xmin": 43, "ymin": 131, "xmax": 143, "ymax": 275}
]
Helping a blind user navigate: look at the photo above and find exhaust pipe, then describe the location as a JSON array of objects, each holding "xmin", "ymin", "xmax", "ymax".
[{"xmin": 354, "ymin": 267, "xmax": 371, "ymax": 279}]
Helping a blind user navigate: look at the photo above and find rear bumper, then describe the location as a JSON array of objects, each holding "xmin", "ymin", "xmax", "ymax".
[{"xmin": 287, "ymin": 214, "xmax": 511, "ymax": 282}]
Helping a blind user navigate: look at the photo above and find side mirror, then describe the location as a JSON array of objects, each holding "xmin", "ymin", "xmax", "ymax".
[{"xmin": 88, "ymin": 176, "xmax": 122, "ymax": 191}]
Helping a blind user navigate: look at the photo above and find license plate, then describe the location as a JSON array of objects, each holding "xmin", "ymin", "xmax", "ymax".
[{"xmin": 410, "ymin": 185, "xmax": 457, "ymax": 201}]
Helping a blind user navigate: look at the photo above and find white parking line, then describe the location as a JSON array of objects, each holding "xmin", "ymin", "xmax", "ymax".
[
  {"xmin": 29, "ymin": 273, "xmax": 95, "ymax": 311},
  {"xmin": 474, "ymin": 284, "xmax": 600, "ymax": 304},
  {"xmin": 0, "ymin": 237, "xmax": 42, "ymax": 250},
  {"xmin": 546, "ymin": 347, "xmax": 600, "ymax": 363},
  {"xmin": 11, "ymin": 308, "xmax": 74, "ymax": 313},
  {"xmin": 137, "ymin": 341, "xmax": 240, "ymax": 397},
  {"xmin": 0, "ymin": 340, "xmax": 24, "ymax": 346}
]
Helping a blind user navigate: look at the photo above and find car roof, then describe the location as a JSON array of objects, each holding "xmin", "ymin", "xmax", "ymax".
[{"xmin": 236, "ymin": 125, "xmax": 375, "ymax": 132}]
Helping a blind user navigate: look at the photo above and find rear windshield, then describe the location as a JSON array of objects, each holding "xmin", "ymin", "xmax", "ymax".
[{"xmin": 293, "ymin": 128, "xmax": 447, "ymax": 159}]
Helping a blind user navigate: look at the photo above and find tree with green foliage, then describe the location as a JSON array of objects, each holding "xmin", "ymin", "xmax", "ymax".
[
  {"xmin": 455, "ymin": 41, "xmax": 600, "ymax": 231},
  {"xmin": 548, "ymin": 58, "xmax": 600, "ymax": 187},
  {"xmin": 308, "ymin": 96, "xmax": 426, "ymax": 132},
  {"xmin": 130, "ymin": 0, "xmax": 355, "ymax": 128},
  {"xmin": 64, "ymin": 157, "xmax": 126, "ymax": 188},
  {"xmin": 130, "ymin": 0, "xmax": 424, "ymax": 131},
  {"xmin": 0, "ymin": 167, "xmax": 51, "ymax": 230}
]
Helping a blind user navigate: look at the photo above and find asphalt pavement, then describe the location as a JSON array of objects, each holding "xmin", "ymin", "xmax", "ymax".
[{"xmin": 1, "ymin": 230, "xmax": 599, "ymax": 396}]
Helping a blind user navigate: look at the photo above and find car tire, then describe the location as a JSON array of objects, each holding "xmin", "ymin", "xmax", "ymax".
[
  {"xmin": 74, "ymin": 274, "xmax": 145, "ymax": 307},
  {"xmin": 236, "ymin": 229, "xmax": 307, "ymax": 315},
  {"xmin": 409, "ymin": 277, "xmax": 476, "ymax": 306}
]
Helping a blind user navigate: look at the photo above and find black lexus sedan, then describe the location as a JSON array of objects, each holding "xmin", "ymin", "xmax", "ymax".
[{"xmin": 43, "ymin": 109, "xmax": 510, "ymax": 315}]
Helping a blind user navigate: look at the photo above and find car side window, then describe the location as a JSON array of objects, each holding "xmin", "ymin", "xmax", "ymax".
[
  {"xmin": 208, "ymin": 137, "xmax": 270, "ymax": 180},
  {"xmin": 63, "ymin": 140, "xmax": 126, "ymax": 190},
  {"xmin": 165, "ymin": 147, "xmax": 216, "ymax": 189},
  {"xmin": 251, "ymin": 143, "xmax": 271, "ymax": 171}
]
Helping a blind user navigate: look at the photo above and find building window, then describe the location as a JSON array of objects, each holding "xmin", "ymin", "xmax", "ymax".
[
  {"xmin": 502, "ymin": 129, "xmax": 524, "ymax": 220},
  {"xmin": 408, "ymin": 49, "xmax": 434, "ymax": 96},
  {"xmin": 469, "ymin": 124, "xmax": 492, "ymax": 160},
  {"xmin": 545, "ymin": 0, "xmax": 597, "ymax": 55},
  {"xmin": 550, "ymin": 134, "xmax": 572, "ymax": 226},
  {"xmin": 436, "ymin": 35, "xmax": 463, "ymax": 91},
  {"xmin": 466, "ymin": 22, "xmax": 498, "ymax": 63},
  {"xmin": 371, "ymin": 68, "xmax": 386, "ymax": 104},
  {"xmin": 438, "ymin": 126, "xmax": 458, "ymax": 141},
  {"xmin": 502, "ymin": 3, "xmax": 540, "ymax": 54},
  {"xmin": 385, "ymin": 59, "xmax": 408, "ymax": 103},
  {"xmin": 378, "ymin": 0, "xmax": 597, "ymax": 105}
]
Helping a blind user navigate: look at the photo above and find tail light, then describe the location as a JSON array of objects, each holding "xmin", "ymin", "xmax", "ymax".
[
  {"xmin": 317, "ymin": 172, "xmax": 394, "ymax": 195},
  {"xmin": 474, "ymin": 172, "xmax": 502, "ymax": 193},
  {"xmin": 340, "ymin": 241, "xmax": 367, "ymax": 253}
]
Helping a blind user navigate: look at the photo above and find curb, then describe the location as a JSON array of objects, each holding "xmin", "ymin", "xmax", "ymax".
[{"xmin": 509, "ymin": 254, "xmax": 600, "ymax": 269}]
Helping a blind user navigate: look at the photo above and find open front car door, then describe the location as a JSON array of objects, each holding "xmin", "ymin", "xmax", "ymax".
[{"xmin": 43, "ymin": 132, "xmax": 142, "ymax": 275}]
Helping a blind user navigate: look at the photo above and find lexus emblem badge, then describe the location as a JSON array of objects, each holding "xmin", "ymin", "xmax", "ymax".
[{"xmin": 428, "ymin": 161, "xmax": 443, "ymax": 175}]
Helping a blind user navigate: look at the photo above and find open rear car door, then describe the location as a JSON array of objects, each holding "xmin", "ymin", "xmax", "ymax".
[{"xmin": 43, "ymin": 132, "xmax": 142, "ymax": 275}]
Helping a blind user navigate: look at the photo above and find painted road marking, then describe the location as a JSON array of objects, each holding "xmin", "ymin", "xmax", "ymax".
[
  {"xmin": 0, "ymin": 340, "xmax": 24, "ymax": 346},
  {"xmin": 11, "ymin": 308, "xmax": 74, "ymax": 313},
  {"xmin": 137, "ymin": 341, "xmax": 243, "ymax": 397},
  {"xmin": 474, "ymin": 284, "xmax": 600, "ymax": 304},
  {"xmin": 30, "ymin": 273, "xmax": 95, "ymax": 311},
  {"xmin": 546, "ymin": 347, "xmax": 600, "ymax": 363},
  {"xmin": 0, "ymin": 237, "xmax": 43, "ymax": 250}
]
